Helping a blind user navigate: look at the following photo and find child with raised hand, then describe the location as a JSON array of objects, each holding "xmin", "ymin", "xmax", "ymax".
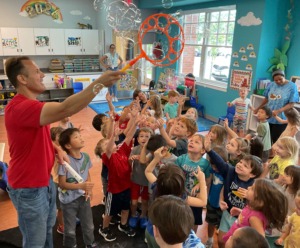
[
  {"xmin": 205, "ymin": 146, "xmax": 228, "ymax": 248},
  {"xmin": 275, "ymin": 190, "xmax": 300, "ymax": 248},
  {"xmin": 58, "ymin": 128, "xmax": 98, "ymax": 248},
  {"xmin": 128, "ymin": 127, "xmax": 153, "ymax": 229},
  {"xmin": 274, "ymin": 165, "xmax": 300, "ymax": 246},
  {"xmin": 204, "ymin": 133, "xmax": 263, "ymax": 248},
  {"xmin": 158, "ymin": 116, "xmax": 198, "ymax": 156},
  {"xmin": 227, "ymin": 86, "xmax": 254, "ymax": 137},
  {"xmin": 141, "ymin": 94, "xmax": 163, "ymax": 119},
  {"xmin": 149, "ymin": 195, "xmax": 205, "ymax": 248},
  {"xmin": 164, "ymin": 90, "xmax": 180, "ymax": 121},
  {"xmin": 209, "ymin": 124, "xmax": 227, "ymax": 147},
  {"xmin": 145, "ymin": 146, "xmax": 207, "ymax": 248},
  {"xmin": 226, "ymin": 137, "xmax": 250, "ymax": 166},
  {"xmin": 225, "ymin": 226, "xmax": 270, "ymax": 248},
  {"xmin": 175, "ymin": 134, "xmax": 211, "ymax": 231},
  {"xmin": 95, "ymin": 106, "xmax": 139, "ymax": 242},
  {"xmin": 262, "ymin": 136, "xmax": 299, "ymax": 185},
  {"xmin": 223, "ymin": 178, "xmax": 288, "ymax": 244},
  {"xmin": 273, "ymin": 107, "xmax": 300, "ymax": 145}
]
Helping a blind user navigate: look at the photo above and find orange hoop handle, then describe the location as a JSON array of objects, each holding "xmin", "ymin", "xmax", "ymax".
[{"xmin": 120, "ymin": 50, "xmax": 146, "ymax": 72}]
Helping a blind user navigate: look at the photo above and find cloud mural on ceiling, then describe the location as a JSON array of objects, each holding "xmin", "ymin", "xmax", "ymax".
[{"xmin": 237, "ymin": 12, "xmax": 262, "ymax": 26}]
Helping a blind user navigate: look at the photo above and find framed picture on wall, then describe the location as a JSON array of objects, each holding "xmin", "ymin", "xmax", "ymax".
[{"xmin": 230, "ymin": 69, "xmax": 252, "ymax": 90}]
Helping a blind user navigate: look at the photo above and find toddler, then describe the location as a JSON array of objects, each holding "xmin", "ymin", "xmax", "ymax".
[
  {"xmin": 164, "ymin": 90, "xmax": 180, "ymax": 121},
  {"xmin": 263, "ymin": 136, "xmax": 299, "ymax": 185},
  {"xmin": 256, "ymin": 106, "xmax": 272, "ymax": 163},
  {"xmin": 128, "ymin": 127, "xmax": 153, "ymax": 229},
  {"xmin": 58, "ymin": 128, "xmax": 97, "ymax": 248},
  {"xmin": 227, "ymin": 86, "xmax": 254, "ymax": 137}
]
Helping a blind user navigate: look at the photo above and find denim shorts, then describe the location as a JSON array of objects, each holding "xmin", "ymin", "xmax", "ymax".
[
  {"xmin": 219, "ymin": 209, "xmax": 237, "ymax": 233},
  {"xmin": 7, "ymin": 179, "xmax": 57, "ymax": 248}
]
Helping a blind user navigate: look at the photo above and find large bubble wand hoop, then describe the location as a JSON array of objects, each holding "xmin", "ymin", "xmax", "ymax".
[{"xmin": 121, "ymin": 13, "xmax": 185, "ymax": 72}]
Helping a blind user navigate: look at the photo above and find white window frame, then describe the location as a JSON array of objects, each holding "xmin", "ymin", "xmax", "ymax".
[{"xmin": 179, "ymin": 5, "xmax": 236, "ymax": 92}]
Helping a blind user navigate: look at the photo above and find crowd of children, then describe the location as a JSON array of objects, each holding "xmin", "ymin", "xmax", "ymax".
[{"xmin": 47, "ymin": 84, "xmax": 299, "ymax": 248}]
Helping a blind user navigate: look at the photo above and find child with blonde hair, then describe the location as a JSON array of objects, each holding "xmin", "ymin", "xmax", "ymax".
[
  {"xmin": 223, "ymin": 178, "xmax": 288, "ymax": 243},
  {"xmin": 262, "ymin": 136, "xmax": 299, "ymax": 185},
  {"xmin": 275, "ymin": 190, "xmax": 300, "ymax": 248},
  {"xmin": 227, "ymin": 86, "xmax": 254, "ymax": 137},
  {"xmin": 226, "ymin": 137, "xmax": 250, "ymax": 166},
  {"xmin": 184, "ymin": 107, "xmax": 198, "ymax": 121}
]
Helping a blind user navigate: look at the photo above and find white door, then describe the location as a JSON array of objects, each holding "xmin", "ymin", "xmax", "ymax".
[
  {"xmin": 82, "ymin": 30, "xmax": 99, "ymax": 55},
  {"xmin": 65, "ymin": 29, "xmax": 83, "ymax": 55},
  {"xmin": 246, "ymin": 94, "xmax": 265, "ymax": 131},
  {"xmin": 1, "ymin": 28, "xmax": 19, "ymax": 56},
  {"xmin": 49, "ymin": 29, "xmax": 65, "ymax": 55},
  {"xmin": 18, "ymin": 28, "xmax": 36, "ymax": 55},
  {"xmin": 34, "ymin": 28, "xmax": 51, "ymax": 55}
]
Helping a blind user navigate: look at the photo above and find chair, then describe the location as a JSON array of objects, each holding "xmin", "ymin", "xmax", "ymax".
[
  {"xmin": 73, "ymin": 82, "xmax": 83, "ymax": 94},
  {"xmin": 189, "ymin": 96, "xmax": 205, "ymax": 118},
  {"xmin": 218, "ymin": 105, "xmax": 235, "ymax": 126}
]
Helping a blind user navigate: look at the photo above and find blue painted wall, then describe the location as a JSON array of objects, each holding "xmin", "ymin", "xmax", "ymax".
[{"xmin": 138, "ymin": 0, "xmax": 298, "ymax": 120}]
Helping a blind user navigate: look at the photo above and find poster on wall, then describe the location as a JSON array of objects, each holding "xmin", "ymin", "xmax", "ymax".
[
  {"xmin": 2, "ymin": 38, "xmax": 18, "ymax": 48},
  {"xmin": 67, "ymin": 37, "xmax": 81, "ymax": 46},
  {"xmin": 35, "ymin": 36, "xmax": 49, "ymax": 47},
  {"xmin": 230, "ymin": 69, "xmax": 252, "ymax": 90}
]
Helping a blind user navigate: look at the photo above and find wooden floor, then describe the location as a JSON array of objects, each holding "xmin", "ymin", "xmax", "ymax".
[{"xmin": 0, "ymin": 105, "xmax": 215, "ymax": 246}]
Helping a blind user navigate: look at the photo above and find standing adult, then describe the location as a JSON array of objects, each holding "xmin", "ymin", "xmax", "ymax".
[
  {"xmin": 99, "ymin": 44, "xmax": 123, "ymax": 102},
  {"xmin": 254, "ymin": 69, "xmax": 299, "ymax": 144},
  {"xmin": 4, "ymin": 56, "xmax": 123, "ymax": 248}
]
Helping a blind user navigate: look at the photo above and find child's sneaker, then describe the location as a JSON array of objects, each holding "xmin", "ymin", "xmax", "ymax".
[
  {"xmin": 118, "ymin": 224, "xmax": 136, "ymax": 237},
  {"xmin": 99, "ymin": 226, "xmax": 116, "ymax": 242},
  {"xmin": 57, "ymin": 224, "xmax": 64, "ymax": 234},
  {"xmin": 129, "ymin": 216, "xmax": 139, "ymax": 228},
  {"xmin": 86, "ymin": 241, "xmax": 99, "ymax": 248},
  {"xmin": 139, "ymin": 217, "xmax": 148, "ymax": 229}
]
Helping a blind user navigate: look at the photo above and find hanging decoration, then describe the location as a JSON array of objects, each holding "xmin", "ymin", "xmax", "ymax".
[{"xmin": 19, "ymin": 0, "xmax": 63, "ymax": 23}]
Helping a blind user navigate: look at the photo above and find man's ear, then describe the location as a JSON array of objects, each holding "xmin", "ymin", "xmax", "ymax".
[{"xmin": 16, "ymin": 74, "xmax": 27, "ymax": 85}]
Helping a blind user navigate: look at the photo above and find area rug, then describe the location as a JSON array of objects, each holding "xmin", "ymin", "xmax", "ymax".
[
  {"xmin": 0, "ymin": 204, "xmax": 147, "ymax": 248},
  {"xmin": 88, "ymin": 100, "xmax": 215, "ymax": 132}
]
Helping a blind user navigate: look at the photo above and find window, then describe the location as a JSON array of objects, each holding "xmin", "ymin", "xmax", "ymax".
[{"xmin": 179, "ymin": 6, "xmax": 236, "ymax": 91}]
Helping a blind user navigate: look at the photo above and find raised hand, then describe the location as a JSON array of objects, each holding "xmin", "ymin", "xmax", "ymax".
[
  {"xmin": 204, "ymin": 134, "xmax": 212, "ymax": 152},
  {"xmin": 106, "ymin": 92, "xmax": 113, "ymax": 102},
  {"xmin": 154, "ymin": 146, "xmax": 167, "ymax": 160},
  {"xmin": 219, "ymin": 200, "xmax": 228, "ymax": 211}
]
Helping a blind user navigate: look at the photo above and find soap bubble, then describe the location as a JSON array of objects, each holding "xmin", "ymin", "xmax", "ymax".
[
  {"xmin": 93, "ymin": 0, "xmax": 107, "ymax": 11},
  {"xmin": 119, "ymin": 73, "xmax": 138, "ymax": 90},
  {"xmin": 162, "ymin": 0, "xmax": 173, "ymax": 9},
  {"xmin": 107, "ymin": 0, "xmax": 141, "ymax": 32}
]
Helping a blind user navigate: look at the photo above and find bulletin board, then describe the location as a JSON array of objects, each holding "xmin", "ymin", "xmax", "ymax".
[{"xmin": 230, "ymin": 69, "xmax": 252, "ymax": 90}]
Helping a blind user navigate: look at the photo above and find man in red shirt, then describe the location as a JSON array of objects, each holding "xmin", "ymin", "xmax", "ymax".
[{"xmin": 4, "ymin": 56, "xmax": 123, "ymax": 248}]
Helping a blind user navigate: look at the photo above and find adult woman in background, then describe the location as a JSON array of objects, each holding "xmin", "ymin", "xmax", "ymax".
[
  {"xmin": 99, "ymin": 44, "xmax": 123, "ymax": 102},
  {"xmin": 254, "ymin": 69, "xmax": 299, "ymax": 144}
]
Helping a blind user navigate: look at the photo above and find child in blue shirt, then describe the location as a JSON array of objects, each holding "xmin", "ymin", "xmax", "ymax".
[
  {"xmin": 175, "ymin": 134, "xmax": 211, "ymax": 232},
  {"xmin": 58, "ymin": 128, "xmax": 98, "ymax": 248},
  {"xmin": 205, "ymin": 146, "xmax": 227, "ymax": 248},
  {"xmin": 204, "ymin": 133, "xmax": 263, "ymax": 248}
]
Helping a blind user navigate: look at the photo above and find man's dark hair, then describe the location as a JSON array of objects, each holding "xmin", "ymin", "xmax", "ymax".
[{"xmin": 5, "ymin": 56, "xmax": 31, "ymax": 88}]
